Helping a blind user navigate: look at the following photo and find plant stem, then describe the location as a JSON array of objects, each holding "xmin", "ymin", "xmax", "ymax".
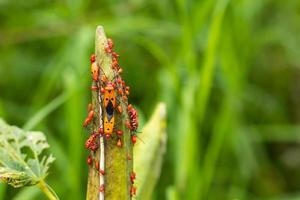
[
  {"xmin": 86, "ymin": 26, "xmax": 133, "ymax": 200},
  {"xmin": 38, "ymin": 181, "xmax": 59, "ymax": 200},
  {"xmin": 97, "ymin": 71, "xmax": 105, "ymax": 200}
]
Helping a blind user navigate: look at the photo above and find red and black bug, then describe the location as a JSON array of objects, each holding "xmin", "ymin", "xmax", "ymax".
[
  {"xmin": 127, "ymin": 104, "xmax": 139, "ymax": 132},
  {"xmin": 85, "ymin": 133, "xmax": 99, "ymax": 151}
]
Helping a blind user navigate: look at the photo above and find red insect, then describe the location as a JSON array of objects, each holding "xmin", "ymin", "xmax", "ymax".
[
  {"xmin": 130, "ymin": 172, "xmax": 136, "ymax": 183},
  {"xmin": 118, "ymin": 68, "xmax": 123, "ymax": 74},
  {"xmin": 105, "ymin": 38, "xmax": 114, "ymax": 54},
  {"xmin": 99, "ymin": 184, "xmax": 105, "ymax": 193},
  {"xmin": 117, "ymin": 105, "xmax": 123, "ymax": 113},
  {"xmin": 101, "ymin": 75, "xmax": 108, "ymax": 83},
  {"xmin": 116, "ymin": 130, "xmax": 123, "ymax": 136},
  {"xmin": 83, "ymin": 110, "xmax": 95, "ymax": 127},
  {"xmin": 117, "ymin": 88, "xmax": 123, "ymax": 95},
  {"xmin": 85, "ymin": 133, "xmax": 99, "ymax": 151},
  {"xmin": 91, "ymin": 62, "xmax": 99, "ymax": 81},
  {"xmin": 98, "ymin": 127, "xmax": 104, "ymax": 135},
  {"xmin": 130, "ymin": 186, "xmax": 137, "ymax": 197},
  {"xmin": 131, "ymin": 135, "xmax": 137, "ymax": 145},
  {"xmin": 112, "ymin": 59, "xmax": 119, "ymax": 69},
  {"xmin": 127, "ymin": 104, "xmax": 139, "ymax": 131},
  {"xmin": 117, "ymin": 78, "xmax": 122, "ymax": 84},
  {"xmin": 105, "ymin": 45, "xmax": 112, "ymax": 54},
  {"xmin": 107, "ymin": 38, "xmax": 114, "ymax": 49},
  {"xmin": 111, "ymin": 52, "xmax": 119, "ymax": 59},
  {"xmin": 91, "ymin": 85, "xmax": 98, "ymax": 91},
  {"xmin": 125, "ymin": 119, "xmax": 131, "ymax": 130},
  {"xmin": 99, "ymin": 169, "xmax": 105, "ymax": 176},
  {"xmin": 87, "ymin": 155, "xmax": 92, "ymax": 165},
  {"xmin": 122, "ymin": 95, "xmax": 128, "ymax": 101},
  {"xmin": 100, "ymin": 87, "xmax": 105, "ymax": 93},
  {"xmin": 90, "ymin": 54, "xmax": 96, "ymax": 63},
  {"xmin": 95, "ymin": 161, "xmax": 99, "ymax": 170},
  {"xmin": 117, "ymin": 138, "xmax": 122, "ymax": 148}
]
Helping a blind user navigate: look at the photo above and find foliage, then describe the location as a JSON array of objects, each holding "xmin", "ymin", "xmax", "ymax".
[
  {"xmin": 134, "ymin": 103, "xmax": 167, "ymax": 200},
  {"xmin": 0, "ymin": 119, "xmax": 55, "ymax": 188}
]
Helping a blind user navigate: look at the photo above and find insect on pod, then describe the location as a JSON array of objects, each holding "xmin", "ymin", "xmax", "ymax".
[
  {"xmin": 112, "ymin": 52, "xmax": 119, "ymax": 59},
  {"xmin": 95, "ymin": 161, "xmax": 99, "ymax": 170},
  {"xmin": 83, "ymin": 110, "xmax": 95, "ymax": 127},
  {"xmin": 100, "ymin": 87, "xmax": 105, "ymax": 93},
  {"xmin": 99, "ymin": 184, "xmax": 105, "ymax": 193},
  {"xmin": 103, "ymin": 82, "xmax": 116, "ymax": 136},
  {"xmin": 127, "ymin": 104, "xmax": 139, "ymax": 132},
  {"xmin": 116, "ymin": 130, "xmax": 123, "ymax": 136},
  {"xmin": 122, "ymin": 95, "xmax": 127, "ymax": 101},
  {"xmin": 130, "ymin": 186, "xmax": 137, "ymax": 197},
  {"xmin": 87, "ymin": 155, "xmax": 92, "ymax": 165},
  {"xmin": 118, "ymin": 68, "xmax": 123, "ymax": 74},
  {"xmin": 85, "ymin": 133, "xmax": 99, "ymax": 151},
  {"xmin": 117, "ymin": 105, "xmax": 122, "ymax": 113},
  {"xmin": 104, "ymin": 115, "xmax": 115, "ymax": 135},
  {"xmin": 99, "ymin": 169, "xmax": 105, "ymax": 176},
  {"xmin": 125, "ymin": 119, "xmax": 132, "ymax": 130},
  {"xmin": 98, "ymin": 127, "xmax": 103, "ymax": 135},
  {"xmin": 112, "ymin": 59, "xmax": 119, "ymax": 69},
  {"xmin": 117, "ymin": 78, "xmax": 122, "ymax": 84},
  {"xmin": 117, "ymin": 88, "xmax": 123, "ymax": 95},
  {"xmin": 101, "ymin": 75, "xmax": 108, "ymax": 83},
  {"xmin": 130, "ymin": 172, "xmax": 136, "ymax": 183},
  {"xmin": 104, "ymin": 38, "xmax": 113, "ymax": 54},
  {"xmin": 90, "ymin": 54, "xmax": 96, "ymax": 63},
  {"xmin": 107, "ymin": 38, "xmax": 114, "ymax": 49},
  {"xmin": 131, "ymin": 135, "xmax": 137, "ymax": 145},
  {"xmin": 117, "ymin": 138, "xmax": 122, "ymax": 148},
  {"xmin": 91, "ymin": 85, "xmax": 98, "ymax": 91},
  {"xmin": 91, "ymin": 62, "xmax": 99, "ymax": 81}
]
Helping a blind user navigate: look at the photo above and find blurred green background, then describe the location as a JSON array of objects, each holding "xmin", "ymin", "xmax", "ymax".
[{"xmin": 0, "ymin": 0, "xmax": 300, "ymax": 199}]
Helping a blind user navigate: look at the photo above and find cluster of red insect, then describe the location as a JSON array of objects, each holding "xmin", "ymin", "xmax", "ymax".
[
  {"xmin": 84, "ymin": 54, "xmax": 106, "ymax": 194},
  {"xmin": 103, "ymin": 38, "xmax": 139, "ymax": 145},
  {"xmin": 85, "ymin": 132, "xmax": 99, "ymax": 151},
  {"xmin": 83, "ymin": 37, "xmax": 139, "ymax": 197},
  {"xmin": 127, "ymin": 104, "xmax": 139, "ymax": 133},
  {"xmin": 104, "ymin": 39, "xmax": 139, "ymax": 196},
  {"xmin": 130, "ymin": 172, "xmax": 137, "ymax": 197}
]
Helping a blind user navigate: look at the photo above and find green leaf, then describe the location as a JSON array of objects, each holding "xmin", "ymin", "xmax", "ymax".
[
  {"xmin": 0, "ymin": 119, "xmax": 55, "ymax": 188},
  {"xmin": 134, "ymin": 103, "xmax": 167, "ymax": 200}
]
